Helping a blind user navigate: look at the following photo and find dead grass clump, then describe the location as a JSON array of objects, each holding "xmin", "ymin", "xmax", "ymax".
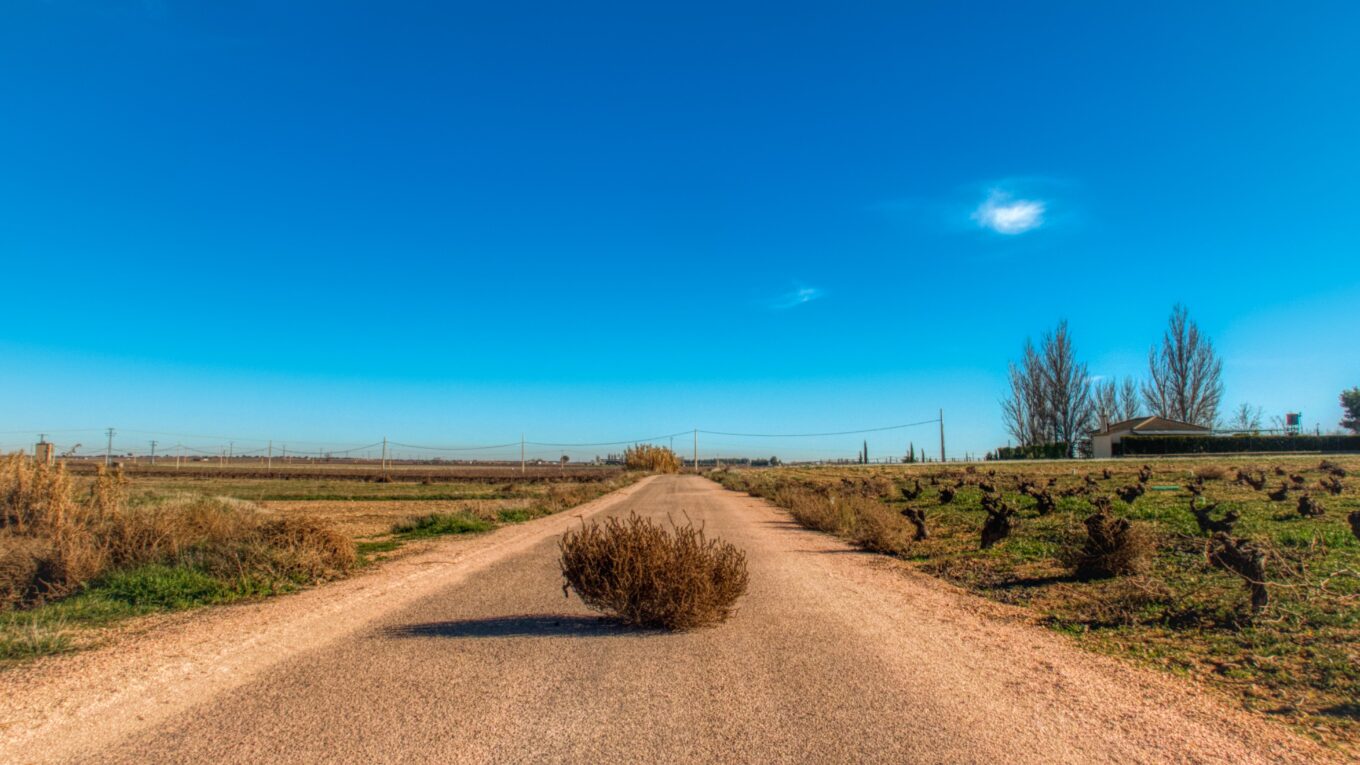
[
  {"xmin": 1057, "ymin": 576, "xmax": 1173, "ymax": 627},
  {"xmin": 772, "ymin": 487, "xmax": 852, "ymax": 535},
  {"xmin": 558, "ymin": 513, "xmax": 748, "ymax": 630},
  {"xmin": 250, "ymin": 517, "xmax": 357, "ymax": 581},
  {"xmin": 1070, "ymin": 511, "xmax": 1152, "ymax": 580},
  {"xmin": 847, "ymin": 499, "xmax": 909, "ymax": 555},
  {"xmin": 862, "ymin": 475, "xmax": 895, "ymax": 499},
  {"xmin": 1192, "ymin": 465, "xmax": 1227, "ymax": 481},
  {"xmin": 623, "ymin": 445, "xmax": 682, "ymax": 473}
]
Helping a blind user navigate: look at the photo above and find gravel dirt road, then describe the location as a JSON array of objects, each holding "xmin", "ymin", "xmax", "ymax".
[{"xmin": 2, "ymin": 474, "xmax": 1339, "ymax": 764}]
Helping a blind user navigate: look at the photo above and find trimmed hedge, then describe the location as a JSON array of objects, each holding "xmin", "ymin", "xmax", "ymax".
[
  {"xmin": 1118, "ymin": 434, "xmax": 1360, "ymax": 456},
  {"xmin": 990, "ymin": 443, "xmax": 1072, "ymax": 460}
]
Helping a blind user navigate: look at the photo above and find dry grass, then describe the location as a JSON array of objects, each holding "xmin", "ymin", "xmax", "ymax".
[
  {"xmin": 623, "ymin": 445, "xmax": 683, "ymax": 473},
  {"xmin": 558, "ymin": 513, "xmax": 748, "ymax": 630},
  {"xmin": 0, "ymin": 454, "xmax": 354, "ymax": 611},
  {"xmin": 768, "ymin": 486, "xmax": 911, "ymax": 554},
  {"xmin": 1192, "ymin": 464, "xmax": 1228, "ymax": 481}
]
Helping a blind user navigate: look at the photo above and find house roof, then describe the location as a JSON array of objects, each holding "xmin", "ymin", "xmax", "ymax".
[{"xmin": 1093, "ymin": 416, "xmax": 1211, "ymax": 436}]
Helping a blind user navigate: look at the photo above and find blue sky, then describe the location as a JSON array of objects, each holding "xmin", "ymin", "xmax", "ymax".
[{"xmin": 2, "ymin": 2, "xmax": 1357, "ymax": 460}]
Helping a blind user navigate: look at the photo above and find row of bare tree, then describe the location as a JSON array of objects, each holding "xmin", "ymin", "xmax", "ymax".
[{"xmin": 1002, "ymin": 304, "xmax": 1224, "ymax": 451}]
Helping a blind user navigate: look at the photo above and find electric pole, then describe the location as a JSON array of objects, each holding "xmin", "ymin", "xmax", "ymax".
[
  {"xmin": 149, "ymin": 440, "xmax": 157, "ymax": 465},
  {"xmin": 381, "ymin": 437, "xmax": 388, "ymax": 481},
  {"xmin": 104, "ymin": 427, "xmax": 115, "ymax": 467},
  {"xmin": 520, "ymin": 433, "xmax": 526, "ymax": 475},
  {"xmin": 267, "ymin": 440, "xmax": 273, "ymax": 474},
  {"xmin": 939, "ymin": 409, "xmax": 946, "ymax": 462},
  {"xmin": 693, "ymin": 429, "xmax": 698, "ymax": 470}
]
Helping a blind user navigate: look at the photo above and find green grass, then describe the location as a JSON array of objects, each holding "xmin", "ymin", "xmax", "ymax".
[
  {"xmin": 0, "ymin": 563, "xmax": 290, "ymax": 663},
  {"xmin": 355, "ymin": 538, "xmax": 403, "ymax": 556},
  {"xmin": 496, "ymin": 507, "xmax": 539, "ymax": 523},
  {"xmin": 714, "ymin": 457, "xmax": 1360, "ymax": 749},
  {"xmin": 393, "ymin": 511, "xmax": 496, "ymax": 538}
]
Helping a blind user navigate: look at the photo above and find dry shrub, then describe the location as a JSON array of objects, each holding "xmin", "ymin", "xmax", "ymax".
[
  {"xmin": 1192, "ymin": 465, "xmax": 1227, "ymax": 481},
  {"xmin": 0, "ymin": 536, "xmax": 49, "ymax": 609},
  {"xmin": 1069, "ymin": 511, "xmax": 1152, "ymax": 580},
  {"xmin": 623, "ymin": 445, "xmax": 682, "ymax": 473},
  {"xmin": 559, "ymin": 513, "xmax": 748, "ymax": 630}
]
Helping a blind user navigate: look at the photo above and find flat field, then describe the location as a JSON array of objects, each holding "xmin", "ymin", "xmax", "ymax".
[{"xmin": 713, "ymin": 455, "xmax": 1360, "ymax": 749}]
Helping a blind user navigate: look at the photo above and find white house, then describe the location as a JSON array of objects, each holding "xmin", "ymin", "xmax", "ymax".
[{"xmin": 1090, "ymin": 416, "xmax": 1211, "ymax": 459}]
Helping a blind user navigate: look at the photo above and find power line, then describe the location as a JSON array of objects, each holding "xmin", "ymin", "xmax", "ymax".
[
  {"xmin": 698, "ymin": 418, "xmax": 941, "ymax": 438},
  {"xmin": 388, "ymin": 440, "xmax": 522, "ymax": 452},
  {"xmin": 525, "ymin": 431, "xmax": 692, "ymax": 448}
]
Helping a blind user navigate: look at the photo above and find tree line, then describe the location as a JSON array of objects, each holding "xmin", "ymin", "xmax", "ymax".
[{"xmin": 1002, "ymin": 304, "xmax": 1225, "ymax": 454}]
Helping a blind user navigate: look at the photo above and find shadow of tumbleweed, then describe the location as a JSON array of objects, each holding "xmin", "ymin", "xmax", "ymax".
[{"xmin": 383, "ymin": 614, "xmax": 655, "ymax": 639}]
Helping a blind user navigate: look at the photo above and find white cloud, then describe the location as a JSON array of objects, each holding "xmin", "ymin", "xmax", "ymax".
[
  {"xmin": 972, "ymin": 190, "xmax": 1045, "ymax": 235},
  {"xmin": 770, "ymin": 286, "xmax": 823, "ymax": 310}
]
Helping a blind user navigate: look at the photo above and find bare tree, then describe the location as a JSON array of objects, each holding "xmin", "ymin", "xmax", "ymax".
[
  {"xmin": 1040, "ymin": 321, "xmax": 1094, "ymax": 453},
  {"xmin": 1094, "ymin": 376, "xmax": 1142, "ymax": 429},
  {"xmin": 1001, "ymin": 322, "xmax": 1093, "ymax": 454},
  {"xmin": 1142, "ymin": 304, "xmax": 1223, "ymax": 427},
  {"xmin": 1001, "ymin": 339, "xmax": 1048, "ymax": 446},
  {"xmin": 1094, "ymin": 379, "xmax": 1119, "ymax": 431},
  {"xmin": 1228, "ymin": 403, "xmax": 1263, "ymax": 433},
  {"xmin": 1118, "ymin": 377, "xmax": 1142, "ymax": 421}
]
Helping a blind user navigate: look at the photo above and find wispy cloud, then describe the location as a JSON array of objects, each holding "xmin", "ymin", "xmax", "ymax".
[
  {"xmin": 972, "ymin": 189, "xmax": 1046, "ymax": 235},
  {"xmin": 770, "ymin": 286, "xmax": 823, "ymax": 310}
]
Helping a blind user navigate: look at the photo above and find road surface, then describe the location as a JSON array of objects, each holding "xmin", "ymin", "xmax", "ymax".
[{"xmin": 2, "ymin": 475, "xmax": 1337, "ymax": 764}]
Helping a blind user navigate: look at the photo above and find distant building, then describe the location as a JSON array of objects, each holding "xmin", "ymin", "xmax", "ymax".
[
  {"xmin": 1090, "ymin": 416, "xmax": 1211, "ymax": 459},
  {"xmin": 35, "ymin": 441, "xmax": 55, "ymax": 466}
]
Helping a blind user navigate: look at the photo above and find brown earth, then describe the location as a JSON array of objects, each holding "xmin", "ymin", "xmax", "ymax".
[{"xmin": 0, "ymin": 475, "xmax": 1340, "ymax": 764}]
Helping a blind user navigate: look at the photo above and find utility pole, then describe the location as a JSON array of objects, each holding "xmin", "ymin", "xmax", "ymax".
[
  {"xmin": 176, "ymin": 444, "xmax": 182, "ymax": 470},
  {"xmin": 149, "ymin": 440, "xmax": 157, "ymax": 465},
  {"xmin": 693, "ymin": 429, "xmax": 698, "ymax": 470},
  {"xmin": 104, "ymin": 427, "xmax": 115, "ymax": 467},
  {"xmin": 520, "ymin": 433, "xmax": 525, "ymax": 475},
  {"xmin": 939, "ymin": 409, "xmax": 946, "ymax": 462},
  {"xmin": 381, "ymin": 437, "xmax": 388, "ymax": 481},
  {"xmin": 267, "ymin": 440, "xmax": 273, "ymax": 474},
  {"xmin": 228, "ymin": 442, "xmax": 234, "ymax": 462}
]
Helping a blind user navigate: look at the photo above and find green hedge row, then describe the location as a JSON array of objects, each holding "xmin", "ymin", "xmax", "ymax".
[
  {"xmin": 989, "ymin": 443, "xmax": 1072, "ymax": 460},
  {"xmin": 1118, "ymin": 434, "xmax": 1360, "ymax": 455}
]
